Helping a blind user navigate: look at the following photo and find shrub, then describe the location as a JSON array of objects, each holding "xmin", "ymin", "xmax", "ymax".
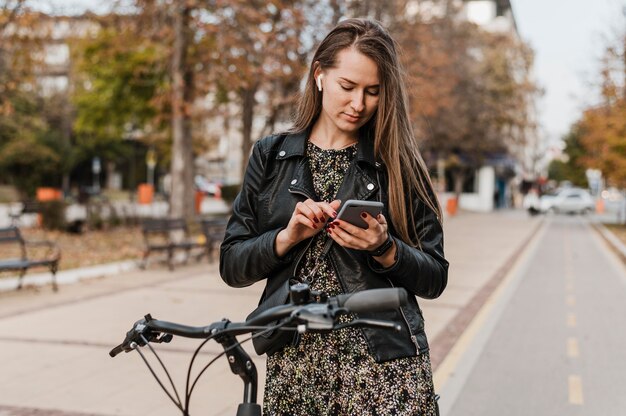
[{"xmin": 39, "ymin": 200, "xmax": 67, "ymax": 231}]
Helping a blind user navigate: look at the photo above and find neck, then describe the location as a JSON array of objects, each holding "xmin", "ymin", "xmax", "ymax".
[{"xmin": 309, "ymin": 120, "xmax": 358, "ymax": 150}]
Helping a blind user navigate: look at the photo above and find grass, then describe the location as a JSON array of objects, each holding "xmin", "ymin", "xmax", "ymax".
[{"xmin": 18, "ymin": 226, "xmax": 145, "ymax": 270}]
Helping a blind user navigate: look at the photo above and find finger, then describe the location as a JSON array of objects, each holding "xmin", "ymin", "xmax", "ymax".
[
  {"xmin": 359, "ymin": 211, "xmax": 381, "ymax": 229},
  {"xmin": 333, "ymin": 218, "xmax": 365, "ymax": 237},
  {"xmin": 376, "ymin": 213, "xmax": 388, "ymax": 225},
  {"xmin": 303, "ymin": 199, "xmax": 327, "ymax": 224},
  {"xmin": 296, "ymin": 201, "xmax": 321, "ymax": 225},
  {"xmin": 335, "ymin": 217, "xmax": 384, "ymax": 249},
  {"xmin": 328, "ymin": 220, "xmax": 366, "ymax": 249},
  {"xmin": 316, "ymin": 201, "xmax": 339, "ymax": 222},
  {"xmin": 294, "ymin": 211, "xmax": 318, "ymax": 229},
  {"xmin": 326, "ymin": 223, "xmax": 356, "ymax": 248}
]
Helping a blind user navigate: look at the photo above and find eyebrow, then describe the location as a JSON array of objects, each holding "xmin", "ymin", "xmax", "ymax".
[{"xmin": 338, "ymin": 77, "xmax": 379, "ymax": 89}]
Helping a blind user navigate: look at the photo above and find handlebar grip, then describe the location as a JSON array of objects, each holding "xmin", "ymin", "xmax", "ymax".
[
  {"xmin": 335, "ymin": 288, "xmax": 408, "ymax": 313},
  {"xmin": 109, "ymin": 344, "xmax": 125, "ymax": 358}
]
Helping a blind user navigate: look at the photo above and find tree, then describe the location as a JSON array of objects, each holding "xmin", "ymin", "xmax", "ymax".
[
  {"xmin": 402, "ymin": 15, "xmax": 539, "ymax": 195},
  {"xmin": 71, "ymin": 24, "xmax": 167, "ymax": 165},
  {"xmin": 169, "ymin": 3, "xmax": 194, "ymax": 219},
  {"xmin": 576, "ymin": 23, "xmax": 626, "ymax": 189},
  {"xmin": 0, "ymin": 2, "xmax": 63, "ymax": 197},
  {"xmin": 547, "ymin": 127, "xmax": 588, "ymax": 186},
  {"xmin": 578, "ymin": 101, "xmax": 626, "ymax": 188},
  {"xmin": 208, "ymin": 0, "xmax": 316, "ymax": 177},
  {"xmin": 342, "ymin": 0, "xmax": 540, "ymax": 196}
]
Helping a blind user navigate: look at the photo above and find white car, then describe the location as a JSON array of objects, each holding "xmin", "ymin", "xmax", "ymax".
[
  {"xmin": 194, "ymin": 175, "xmax": 221, "ymax": 196},
  {"xmin": 539, "ymin": 188, "xmax": 595, "ymax": 214}
]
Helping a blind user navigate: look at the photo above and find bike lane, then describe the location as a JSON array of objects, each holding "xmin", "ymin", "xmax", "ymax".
[{"xmin": 439, "ymin": 216, "xmax": 626, "ymax": 415}]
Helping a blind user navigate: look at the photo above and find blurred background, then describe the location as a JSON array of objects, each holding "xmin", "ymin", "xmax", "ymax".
[
  {"xmin": 1, "ymin": 0, "xmax": 625, "ymax": 226},
  {"xmin": 1, "ymin": 1, "xmax": 626, "ymax": 415}
]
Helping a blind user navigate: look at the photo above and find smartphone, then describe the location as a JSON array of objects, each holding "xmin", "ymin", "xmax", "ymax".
[{"xmin": 333, "ymin": 199, "xmax": 384, "ymax": 229}]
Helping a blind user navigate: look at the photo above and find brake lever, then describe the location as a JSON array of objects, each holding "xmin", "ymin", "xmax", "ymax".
[
  {"xmin": 291, "ymin": 304, "xmax": 334, "ymax": 332},
  {"xmin": 109, "ymin": 314, "xmax": 163, "ymax": 357}
]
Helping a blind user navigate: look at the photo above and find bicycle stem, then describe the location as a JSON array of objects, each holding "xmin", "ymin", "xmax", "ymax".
[{"xmin": 213, "ymin": 332, "xmax": 259, "ymax": 407}]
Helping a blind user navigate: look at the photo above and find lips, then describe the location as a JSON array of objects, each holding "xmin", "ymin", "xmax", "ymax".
[{"xmin": 343, "ymin": 113, "xmax": 360, "ymax": 122}]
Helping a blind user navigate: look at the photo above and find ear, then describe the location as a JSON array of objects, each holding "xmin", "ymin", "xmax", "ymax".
[{"xmin": 313, "ymin": 63, "xmax": 324, "ymax": 92}]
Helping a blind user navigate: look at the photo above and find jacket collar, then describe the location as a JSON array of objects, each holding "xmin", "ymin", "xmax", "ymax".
[{"xmin": 276, "ymin": 127, "xmax": 380, "ymax": 170}]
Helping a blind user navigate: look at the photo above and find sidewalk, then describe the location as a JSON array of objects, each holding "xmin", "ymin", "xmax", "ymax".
[{"xmin": 0, "ymin": 210, "xmax": 543, "ymax": 416}]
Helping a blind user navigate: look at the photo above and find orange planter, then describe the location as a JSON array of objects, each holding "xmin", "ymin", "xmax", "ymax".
[
  {"xmin": 195, "ymin": 190, "xmax": 204, "ymax": 213},
  {"xmin": 138, "ymin": 184, "xmax": 154, "ymax": 205},
  {"xmin": 595, "ymin": 198, "xmax": 604, "ymax": 214},
  {"xmin": 36, "ymin": 187, "xmax": 62, "ymax": 201},
  {"xmin": 446, "ymin": 197, "xmax": 458, "ymax": 216}
]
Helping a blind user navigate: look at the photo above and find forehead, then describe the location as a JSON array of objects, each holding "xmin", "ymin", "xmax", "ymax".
[{"xmin": 330, "ymin": 47, "xmax": 379, "ymax": 86}]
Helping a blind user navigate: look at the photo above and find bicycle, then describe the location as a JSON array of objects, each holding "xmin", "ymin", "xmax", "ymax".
[{"xmin": 110, "ymin": 282, "xmax": 408, "ymax": 416}]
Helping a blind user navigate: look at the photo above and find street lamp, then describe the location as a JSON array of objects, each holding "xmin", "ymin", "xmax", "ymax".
[
  {"xmin": 146, "ymin": 147, "xmax": 157, "ymax": 188},
  {"xmin": 92, "ymin": 156, "xmax": 101, "ymax": 194}
]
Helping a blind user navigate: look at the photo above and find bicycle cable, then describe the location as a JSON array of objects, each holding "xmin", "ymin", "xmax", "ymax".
[
  {"xmin": 135, "ymin": 334, "xmax": 184, "ymax": 413},
  {"xmin": 185, "ymin": 321, "xmax": 294, "ymax": 413}
]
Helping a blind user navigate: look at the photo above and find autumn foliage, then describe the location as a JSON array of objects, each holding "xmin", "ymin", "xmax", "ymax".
[
  {"xmin": 574, "ymin": 34, "xmax": 626, "ymax": 188},
  {"xmin": 1, "ymin": 0, "xmax": 542, "ymax": 206}
]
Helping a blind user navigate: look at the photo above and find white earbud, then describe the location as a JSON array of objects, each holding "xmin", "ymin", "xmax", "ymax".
[{"xmin": 316, "ymin": 74, "xmax": 323, "ymax": 91}]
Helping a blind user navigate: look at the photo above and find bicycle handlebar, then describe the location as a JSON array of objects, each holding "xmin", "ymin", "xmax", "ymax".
[
  {"xmin": 334, "ymin": 287, "xmax": 408, "ymax": 313},
  {"xmin": 109, "ymin": 284, "xmax": 409, "ymax": 416},
  {"xmin": 110, "ymin": 285, "xmax": 408, "ymax": 357}
]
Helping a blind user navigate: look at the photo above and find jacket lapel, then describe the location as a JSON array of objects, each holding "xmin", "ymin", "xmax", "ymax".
[{"xmin": 280, "ymin": 128, "xmax": 381, "ymax": 202}]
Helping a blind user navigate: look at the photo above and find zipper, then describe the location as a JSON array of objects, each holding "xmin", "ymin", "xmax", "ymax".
[
  {"xmin": 290, "ymin": 237, "xmax": 314, "ymax": 280},
  {"xmin": 287, "ymin": 187, "xmax": 324, "ymax": 279},
  {"xmin": 386, "ymin": 278, "xmax": 421, "ymax": 355}
]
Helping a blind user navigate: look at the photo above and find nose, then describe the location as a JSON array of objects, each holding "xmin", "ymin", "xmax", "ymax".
[{"xmin": 350, "ymin": 91, "xmax": 365, "ymax": 113}]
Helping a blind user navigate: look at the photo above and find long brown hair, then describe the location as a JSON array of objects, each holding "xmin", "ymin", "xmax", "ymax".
[{"xmin": 290, "ymin": 18, "xmax": 442, "ymax": 247}]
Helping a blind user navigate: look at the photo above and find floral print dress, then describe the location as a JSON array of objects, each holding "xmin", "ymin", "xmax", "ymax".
[{"xmin": 263, "ymin": 141, "xmax": 439, "ymax": 416}]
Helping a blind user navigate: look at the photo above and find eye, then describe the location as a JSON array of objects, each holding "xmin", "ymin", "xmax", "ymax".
[
  {"xmin": 340, "ymin": 84, "xmax": 353, "ymax": 91},
  {"xmin": 367, "ymin": 89, "xmax": 380, "ymax": 96}
]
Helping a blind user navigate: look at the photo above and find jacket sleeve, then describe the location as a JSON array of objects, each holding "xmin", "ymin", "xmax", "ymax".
[
  {"xmin": 219, "ymin": 140, "xmax": 295, "ymax": 288},
  {"xmin": 367, "ymin": 198, "xmax": 449, "ymax": 299}
]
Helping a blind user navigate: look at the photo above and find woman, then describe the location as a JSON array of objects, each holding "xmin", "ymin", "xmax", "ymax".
[{"xmin": 220, "ymin": 18, "xmax": 448, "ymax": 415}]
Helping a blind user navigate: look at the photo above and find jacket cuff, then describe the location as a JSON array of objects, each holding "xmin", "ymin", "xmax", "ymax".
[{"xmin": 266, "ymin": 228, "xmax": 298, "ymax": 267}]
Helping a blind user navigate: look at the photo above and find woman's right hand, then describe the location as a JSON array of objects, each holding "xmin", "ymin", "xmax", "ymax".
[{"xmin": 275, "ymin": 199, "xmax": 341, "ymax": 257}]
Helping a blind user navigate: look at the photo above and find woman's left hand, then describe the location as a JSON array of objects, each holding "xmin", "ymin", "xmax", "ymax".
[
  {"xmin": 325, "ymin": 212, "xmax": 388, "ymax": 252},
  {"xmin": 327, "ymin": 213, "xmax": 397, "ymax": 267}
]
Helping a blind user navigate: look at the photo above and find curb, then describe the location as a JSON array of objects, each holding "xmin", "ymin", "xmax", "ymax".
[
  {"xmin": 591, "ymin": 222, "xmax": 626, "ymax": 263},
  {"xmin": 429, "ymin": 217, "xmax": 545, "ymax": 371},
  {"xmin": 0, "ymin": 260, "xmax": 138, "ymax": 292},
  {"xmin": 0, "ymin": 404, "xmax": 111, "ymax": 416}
]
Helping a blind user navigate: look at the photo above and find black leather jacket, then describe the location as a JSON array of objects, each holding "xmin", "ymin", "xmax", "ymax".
[{"xmin": 220, "ymin": 130, "xmax": 449, "ymax": 362}]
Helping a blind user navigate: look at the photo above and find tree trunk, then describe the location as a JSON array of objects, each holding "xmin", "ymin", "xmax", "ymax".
[
  {"xmin": 170, "ymin": 4, "xmax": 194, "ymax": 220},
  {"xmin": 452, "ymin": 169, "xmax": 465, "ymax": 201},
  {"xmin": 240, "ymin": 84, "xmax": 258, "ymax": 180}
]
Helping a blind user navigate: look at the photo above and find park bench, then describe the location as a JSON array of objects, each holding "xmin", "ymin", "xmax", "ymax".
[
  {"xmin": 200, "ymin": 217, "xmax": 228, "ymax": 262},
  {"xmin": 140, "ymin": 218, "xmax": 204, "ymax": 271},
  {"xmin": 8, "ymin": 200, "xmax": 41, "ymax": 226},
  {"xmin": 0, "ymin": 226, "xmax": 61, "ymax": 291}
]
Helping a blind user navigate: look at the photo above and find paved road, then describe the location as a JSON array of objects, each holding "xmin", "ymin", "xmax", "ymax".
[{"xmin": 440, "ymin": 216, "xmax": 626, "ymax": 415}]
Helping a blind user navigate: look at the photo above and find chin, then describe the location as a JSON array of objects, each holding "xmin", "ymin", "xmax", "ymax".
[{"xmin": 336, "ymin": 120, "xmax": 362, "ymax": 132}]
